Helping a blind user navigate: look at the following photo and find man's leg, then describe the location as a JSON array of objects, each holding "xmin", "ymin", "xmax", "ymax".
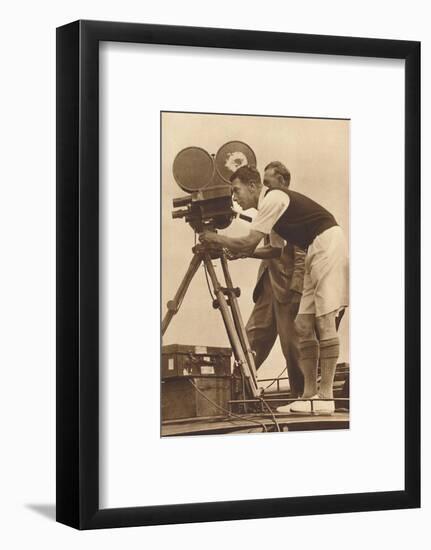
[
  {"xmin": 312, "ymin": 226, "xmax": 347, "ymax": 400},
  {"xmin": 276, "ymin": 312, "xmax": 316, "ymax": 413},
  {"xmin": 276, "ymin": 259, "xmax": 321, "ymax": 413},
  {"xmin": 295, "ymin": 313, "xmax": 319, "ymax": 398},
  {"xmin": 274, "ymin": 300, "xmax": 304, "ymax": 398},
  {"xmin": 279, "ymin": 227, "xmax": 348, "ymax": 414},
  {"xmin": 245, "ymin": 272, "xmax": 277, "ymax": 370},
  {"xmin": 316, "ymin": 311, "xmax": 339, "ymax": 399}
]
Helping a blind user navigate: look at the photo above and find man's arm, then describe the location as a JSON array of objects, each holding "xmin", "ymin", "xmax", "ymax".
[
  {"xmin": 199, "ymin": 229, "xmax": 264, "ymax": 255},
  {"xmin": 200, "ymin": 190, "xmax": 289, "ymax": 255},
  {"xmin": 289, "ymin": 245, "xmax": 306, "ymax": 294},
  {"xmin": 224, "ymin": 244, "xmax": 281, "ymax": 261}
]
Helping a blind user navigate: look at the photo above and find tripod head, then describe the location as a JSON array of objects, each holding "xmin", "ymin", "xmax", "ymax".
[{"xmin": 191, "ymin": 241, "xmax": 225, "ymax": 260}]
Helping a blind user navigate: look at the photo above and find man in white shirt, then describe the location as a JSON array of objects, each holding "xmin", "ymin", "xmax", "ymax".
[
  {"xmin": 200, "ymin": 164, "xmax": 348, "ymax": 415},
  {"xmin": 226, "ymin": 165, "xmax": 305, "ymax": 398}
]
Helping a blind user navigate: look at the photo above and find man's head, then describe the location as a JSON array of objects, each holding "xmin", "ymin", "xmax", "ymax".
[
  {"xmin": 263, "ymin": 161, "xmax": 291, "ymax": 190},
  {"xmin": 229, "ymin": 165, "xmax": 262, "ymax": 210}
]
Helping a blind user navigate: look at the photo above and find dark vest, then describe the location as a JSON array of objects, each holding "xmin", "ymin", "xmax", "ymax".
[{"xmin": 266, "ymin": 189, "xmax": 337, "ymax": 250}]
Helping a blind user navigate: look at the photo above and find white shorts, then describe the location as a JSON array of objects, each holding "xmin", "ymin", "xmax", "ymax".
[{"xmin": 298, "ymin": 225, "xmax": 349, "ymax": 317}]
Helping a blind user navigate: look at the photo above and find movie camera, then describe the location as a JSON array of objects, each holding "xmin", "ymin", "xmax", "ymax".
[{"xmin": 171, "ymin": 141, "xmax": 256, "ymax": 232}]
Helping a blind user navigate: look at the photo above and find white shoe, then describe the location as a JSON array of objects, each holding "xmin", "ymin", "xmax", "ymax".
[
  {"xmin": 315, "ymin": 398, "xmax": 335, "ymax": 414},
  {"xmin": 279, "ymin": 395, "xmax": 335, "ymax": 415}
]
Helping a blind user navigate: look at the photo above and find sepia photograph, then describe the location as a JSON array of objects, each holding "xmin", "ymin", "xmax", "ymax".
[{"xmin": 161, "ymin": 111, "xmax": 350, "ymax": 437}]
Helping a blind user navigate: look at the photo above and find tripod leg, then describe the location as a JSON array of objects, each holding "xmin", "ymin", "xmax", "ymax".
[
  {"xmin": 162, "ymin": 253, "xmax": 202, "ymax": 336},
  {"xmin": 203, "ymin": 254, "xmax": 260, "ymax": 399},
  {"xmin": 219, "ymin": 254, "xmax": 259, "ymax": 387}
]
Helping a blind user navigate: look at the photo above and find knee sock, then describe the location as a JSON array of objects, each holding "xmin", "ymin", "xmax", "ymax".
[
  {"xmin": 299, "ymin": 339, "xmax": 319, "ymax": 398},
  {"xmin": 319, "ymin": 337, "xmax": 340, "ymax": 399}
]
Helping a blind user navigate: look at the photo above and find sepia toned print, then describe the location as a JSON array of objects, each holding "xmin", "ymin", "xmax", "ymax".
[{"xmin": 161, "ymin": 111, "xmax": 349, "ymax": 437}]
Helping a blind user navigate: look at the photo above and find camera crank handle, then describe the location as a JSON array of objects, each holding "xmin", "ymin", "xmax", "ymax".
[{"xmin": 232, "ymin": 209, "xmax": 252, "ymax": 223}]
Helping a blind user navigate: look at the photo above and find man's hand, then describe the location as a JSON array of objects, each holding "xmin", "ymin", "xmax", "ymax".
[
  {"xmin": 199, "ymin": 232, "xmax": 222, "ymax": 247},
  {"xmin": 288, "ymin": 290, "xmax": 302, "ymax": 319},
  {"xmin": 224, "ymin": 249, "xmax": 248, "ymax": 261},
  {"xmin": 200, "ymin": 229, "xmax": 263, "ymax": 255}
]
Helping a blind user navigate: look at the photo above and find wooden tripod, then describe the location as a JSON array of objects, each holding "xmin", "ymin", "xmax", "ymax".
[{"xmin": 162, "ymin": 244, "xmax": 261, "ymax": 398}]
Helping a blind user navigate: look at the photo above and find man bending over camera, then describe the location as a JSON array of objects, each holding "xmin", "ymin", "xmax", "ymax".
[{"xmin": 200, "ymin": 163, "xmax": 348, "ymax": 415}]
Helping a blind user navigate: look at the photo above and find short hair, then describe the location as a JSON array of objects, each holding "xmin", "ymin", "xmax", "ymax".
[
  {"xmin": 264, "ymin": 161, "xmax": 291, "ymax": 187},
  {"xmin": 229, "ymin": 165, "xmax": 261, "ymax": 186}
]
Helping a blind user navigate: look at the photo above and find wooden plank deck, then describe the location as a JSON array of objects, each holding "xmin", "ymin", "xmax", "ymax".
[{"xmin": 161, "ymin": 411, "xmax": 349, "ymax": 436}]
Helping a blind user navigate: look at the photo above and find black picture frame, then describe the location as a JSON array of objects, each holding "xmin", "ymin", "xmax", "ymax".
[{"xmin": 56, "ymin": 20, "xmax": 420, "ymax": 530}]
